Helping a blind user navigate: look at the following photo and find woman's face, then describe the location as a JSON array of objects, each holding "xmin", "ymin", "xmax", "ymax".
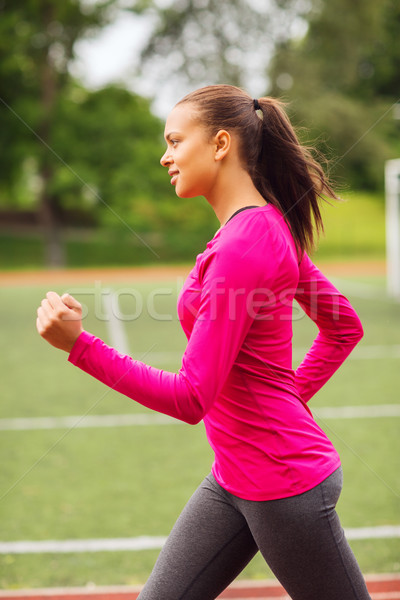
[{"xmin": 160, "ymin": 103, "xmax": 219, "ymax": 199}]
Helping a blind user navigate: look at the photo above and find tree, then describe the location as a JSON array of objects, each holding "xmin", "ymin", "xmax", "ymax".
[
  {"xmin": 268, "ymin": 0, "xmax": 400, "ymax": 190},
  {"xmin": 0, "ymin": 0, "xmax": 148, "ymax": 266},
  {"xmin": 51, "ymin": 83, "xmax": 168, "ymax": 232},
  {"xmin": 139, "ymin": 0, "xmax": 311, "ymax": 100},
  {"xmin": 139, "ymin": 0, "xmax": 400, "ymax": 190}
]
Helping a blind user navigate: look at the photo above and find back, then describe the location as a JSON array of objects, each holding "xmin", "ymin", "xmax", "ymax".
[{"xmin": 178, "ymin": 204, "xmax": 342, "ymax": 500}]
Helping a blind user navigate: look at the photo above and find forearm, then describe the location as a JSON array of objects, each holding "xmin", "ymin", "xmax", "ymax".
[
  {"xmin": 68, "ymin": 331, "xmax": 204, "ymax": 424},
  {"xmin": 294, "ymin": 255, "xmax": 364, "ymax": 402},
  {"xmin": 294, "ymin": 326, "xmax": 362, "ymax": 402}
]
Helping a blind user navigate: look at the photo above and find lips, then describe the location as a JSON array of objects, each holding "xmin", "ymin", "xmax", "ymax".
[{"xmin": 168, "ymin": 170, "xmax": 179, "ymax": 185}]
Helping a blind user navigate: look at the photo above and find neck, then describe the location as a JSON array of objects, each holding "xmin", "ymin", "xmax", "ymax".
[{"xmin": 207, "ymin": 169, "xmax": 267, "ymax": 225}]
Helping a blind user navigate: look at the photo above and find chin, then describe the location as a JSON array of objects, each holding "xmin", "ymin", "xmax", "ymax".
[
  {"xmin": 178, "ymin": 184, "xmax": 205, "ymax": 198},
  {"xmin": 176, "ymin": 188, "xmax": 196, "ymax": 199}
]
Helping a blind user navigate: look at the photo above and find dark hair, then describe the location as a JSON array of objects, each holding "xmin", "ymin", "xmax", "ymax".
[{"xmin": 177, "ymin": 84, "xmax": 338, "ymax": 256}]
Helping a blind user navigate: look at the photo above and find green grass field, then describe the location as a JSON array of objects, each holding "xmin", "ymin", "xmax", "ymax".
[
  {"xmin": 315, "ymin": 191, "xmax": 386, "ymax": 261},
  {"xmin": 0, "ymin": 266, "xmax": 399, "ymax": 589}
]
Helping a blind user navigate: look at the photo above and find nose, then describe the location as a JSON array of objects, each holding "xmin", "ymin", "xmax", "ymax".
[{"xmin": 160, "ymin": 148, "xmax": 172, "ymax": 167}]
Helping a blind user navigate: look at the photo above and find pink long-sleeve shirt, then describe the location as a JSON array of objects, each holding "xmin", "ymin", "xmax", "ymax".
[{"xmin": 69, "ymin": 204, "xmax": 363, "ymax": 500}]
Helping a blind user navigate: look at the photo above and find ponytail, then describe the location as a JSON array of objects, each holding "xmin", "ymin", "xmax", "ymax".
[
  {"xmin": 252, "ymin": 97, "xmax": 337, "ymax": 255},
  {"xmin": 177, "ymin": 85, "xmax": 338, "ymax": 256}
]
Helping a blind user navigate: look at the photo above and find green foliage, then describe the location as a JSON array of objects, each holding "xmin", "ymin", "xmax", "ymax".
[
  {"xmin": 268, "ymin": 0, "xmax": 400, "ymax": 190},
  {"xmin": 139, "ymin": 0, "xmax": 400, "ymax": 192},
  {"xmin": 0, "ymin": 0, "xmax": 160, "ymax": 265},
  {"xmin": 49, "ymin": 83, "xmax": 170, "ymax": 226},
  {"xmin": 0, "ymin": 0, "xmax": 220, "ymax": 267},
  {"xmin": 0, "ymin": 0, "xmax": 113, "ymax": 187},
  {"xmin": 289, "ymin": 92, "xmax": 394, "ymax": 190},
  {"xmin": 139, "ymin": 0, "xmax": 308, "ymax": 91},
  {"xmin": 1, "ymin": 0, "xmax": 399, "ymax": 269},
  {"xmin": 298, "ymin": 0, "xmax": 400, "ymax": 101}
]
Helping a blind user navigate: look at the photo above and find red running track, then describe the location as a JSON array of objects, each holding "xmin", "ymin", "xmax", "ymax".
[{"xmin": 0, "ymin": 575, "xmax": 399, "ymax": 600}]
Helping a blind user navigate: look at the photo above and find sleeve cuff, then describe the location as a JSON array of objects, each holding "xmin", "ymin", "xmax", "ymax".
[{"xmin": 68, "ymin": 330, "xmax": 96, "ymax": 365}]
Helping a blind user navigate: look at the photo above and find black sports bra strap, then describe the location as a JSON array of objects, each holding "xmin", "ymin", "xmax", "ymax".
[{"xmin": 225, "ymin": 205, "xmax": 262, "ymax": 224}]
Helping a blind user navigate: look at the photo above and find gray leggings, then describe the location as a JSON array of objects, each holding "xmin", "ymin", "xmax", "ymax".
[{"xmin": 138, "ymin": 467, "xmax": 371, "ymax": 600}]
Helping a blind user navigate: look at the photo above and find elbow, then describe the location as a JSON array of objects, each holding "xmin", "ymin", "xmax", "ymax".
[
  {"xmin": 337, "ymin": 319, "xmax": 364, "ymax": 348},
  {"xmin": 356, "ymin": 324, "xmax": 364, "ymax": 343},
  {"xmin": 183, "ymin": 397, "xmax": 208, "ymax": 425},
  {"xmin": 336, "ymin": 311, "xmax": 364, "ymax": 345},
  {"xmin": 352, "ymin": 316, "xmax": 364, "ymax": 344},
  {"xmin": 180, "ymin": 402, "xmax": 206, "ymax": 425},
  {"xmin": 326, "ymin": 316, "xmax": 364, "ymax": 349},
  {"xmin": 183, "ymin": 412, "xmax": 204, "ymax": 426},
  {"xmin": 178, "ymin": 375, "xmax": 210, "ymax": 425}
]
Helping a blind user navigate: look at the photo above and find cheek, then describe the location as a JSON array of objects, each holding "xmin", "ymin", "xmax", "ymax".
[
  {"xmin": 176, "ymin": 175, "xmax": 196, "ymax": 197},
  {"xmin": 186, "ymin": 175, "xmax": 213, "ymax": 197},
  {"xmin": 176, "ymin": 168, "xmax": 204, "ymax": 198}
]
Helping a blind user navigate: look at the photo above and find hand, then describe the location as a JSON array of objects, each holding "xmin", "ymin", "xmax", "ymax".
[{"xmin": 36, "ymin": 291, "xmax": 84, "ymax": 353}]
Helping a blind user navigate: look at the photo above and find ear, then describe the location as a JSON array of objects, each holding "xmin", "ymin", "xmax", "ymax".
[{"xmin": 214, "ymin": 130, "xmax": 231, "ymax": 161}]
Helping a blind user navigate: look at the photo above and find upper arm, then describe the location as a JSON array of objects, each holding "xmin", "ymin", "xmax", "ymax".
[{"xmin": 295, "ymin": 253, "xmax": 363, "ymax": 341}]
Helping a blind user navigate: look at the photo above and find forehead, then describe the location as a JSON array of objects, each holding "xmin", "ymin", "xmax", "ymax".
[{"xmin": 164, "ymin": 103, "xmax": 201, "ymax": 138}]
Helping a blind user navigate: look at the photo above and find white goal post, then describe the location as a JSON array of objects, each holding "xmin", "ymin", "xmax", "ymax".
[{"xmin": 385, "ymin": 158, "xmax": 400, "ymax": 299}]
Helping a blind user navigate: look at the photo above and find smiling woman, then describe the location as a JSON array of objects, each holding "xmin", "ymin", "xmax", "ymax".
[
  {"xmin": 37, "ymin": 85, "xmax": 371, "ymax": 600},
  {"xmin": 161, "ymin": 85, "xmax": 338, "ymax": 254}
]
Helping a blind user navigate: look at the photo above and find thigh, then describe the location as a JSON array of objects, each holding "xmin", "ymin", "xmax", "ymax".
[
  {"xmin": 238, "ymin": 468, "xmax": 371, "ymax": 600},
  {"xmin": 138, "ymin": 474, "xmax": 258, "ymax": 600}
]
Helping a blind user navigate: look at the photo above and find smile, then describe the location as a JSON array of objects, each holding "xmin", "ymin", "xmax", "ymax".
[{"xmin": 168, "ymin": 170, "xmax": 179, "ymax": 185}]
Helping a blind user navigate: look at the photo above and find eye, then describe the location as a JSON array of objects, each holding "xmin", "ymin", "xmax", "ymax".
[{"xmin": 170, "ymin": 139, "xmax": 179, "ymax": 147}]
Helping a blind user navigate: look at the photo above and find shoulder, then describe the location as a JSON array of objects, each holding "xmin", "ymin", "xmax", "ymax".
[
  {"xmin": 198, "ymin": 205, "xmax": 296, "ymax": 284},
  {"xmin": 217, "ymin": 204, "xmax": 294, "ymax": 260}
]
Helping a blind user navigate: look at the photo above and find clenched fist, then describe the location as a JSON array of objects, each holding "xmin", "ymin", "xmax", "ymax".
[{"xmin": 36, "ymin": 291, "xmax": 84, "ymax": 353}]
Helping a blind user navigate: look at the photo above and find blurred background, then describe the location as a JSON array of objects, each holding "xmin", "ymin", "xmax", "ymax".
[
  {"xmin": 0, "ymin": 0, "xmax": 399, "ymax": 269},
  {"xmin": 1, "ymin": 0, "xmax": 400, "ymax": 591}
]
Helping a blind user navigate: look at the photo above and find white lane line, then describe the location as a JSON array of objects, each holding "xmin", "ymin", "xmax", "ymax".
[
  {"xmin": 0, "ymin": 526, "xmax": 399, "ymax": 554},
  {"xmin": 1, "ymin": 405, "xmax": 399, "ymax": 431},
  {"xmin": 314, "ymin": 404, "xmax": 400, "ymax": 419},
  {"xmin": 345, "ymin": 525, "xmax": 400, "ymax": 541},
  {"xmin": 293, "ymin": 344, "xmax": 400, "ymax": 362},
  {"xmin": 0, "ymin": 413, "xmax": 181, "ymax": 431},
  {"xmin": 102, "ymin": 290, "xmax": 130, "ymax": 355},
  {"xmin": 133, "ymin": 345, "xmax": 400, "ymax": 367},
  {"xmin": 0, "ymin": 536, "xmax": 168, "ymax": 554}
]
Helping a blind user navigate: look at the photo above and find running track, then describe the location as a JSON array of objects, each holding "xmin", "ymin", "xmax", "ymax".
[
  {"xmin": 0, "ymin": 575, "xmax": 399, "ymax": 600},
  {"xmin": 2, "ymin": 263, "xmax": 397, "ymax": 598}
]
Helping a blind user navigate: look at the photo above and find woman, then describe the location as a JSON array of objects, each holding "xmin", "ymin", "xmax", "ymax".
[{"xmin": 37, "ymin": 85, "xmax": 371, "ymax": 599}]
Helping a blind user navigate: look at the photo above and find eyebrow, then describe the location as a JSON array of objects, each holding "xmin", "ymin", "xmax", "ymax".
[{"xmin": 165, "ymin": 131, "xmax": 181, "ymax": 141}]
